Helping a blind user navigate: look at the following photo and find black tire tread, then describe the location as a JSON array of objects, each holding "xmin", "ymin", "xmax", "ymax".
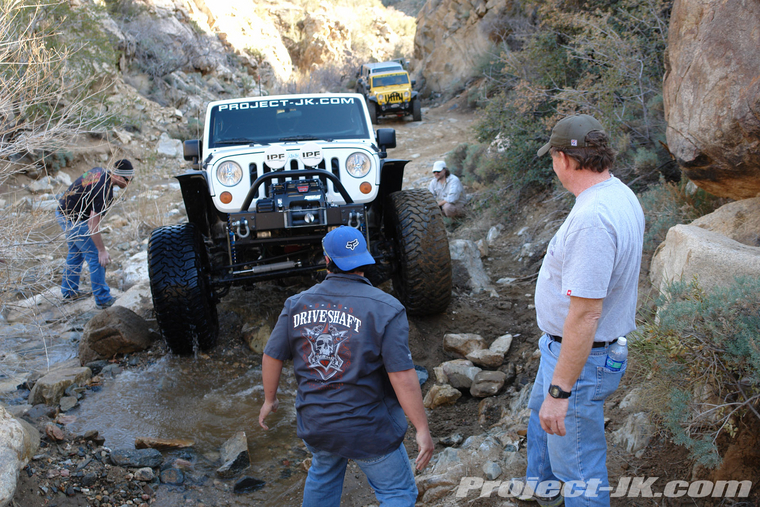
[
  {"xmin": 388, "ymin": 189, "xmax": 452, "ymax": 315},
  {"xmin": 148, "ymin": 223, "xmax": 218, "ymax": 354}
]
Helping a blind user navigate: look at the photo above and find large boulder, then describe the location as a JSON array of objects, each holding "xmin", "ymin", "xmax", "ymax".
[
  {"xmin": 663, "ymin": 0, "xmax": 760, "ymax": 199},
  {"xmin": 650, "ymin": 224, "xmax": 760, "ymax": 295},
  {"xmin": 0, "ymin": 405, "xmax": 39, "ymax": 507},
  {"xmin": 79, "ymin": 306, "xmax": 157, "ymax": 365},
  {"xmin": 689, "ymin": 197, "xmax": 760, "ymax": 247}
]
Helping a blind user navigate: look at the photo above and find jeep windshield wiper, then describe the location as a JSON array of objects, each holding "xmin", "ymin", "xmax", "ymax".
[
  {"xmin": 215, "ymin": 138, "xmax": 268, "ymax": 146},
  {"xmin": 278, "ymin": 135, "xmax": 333, "ymax": 142}
]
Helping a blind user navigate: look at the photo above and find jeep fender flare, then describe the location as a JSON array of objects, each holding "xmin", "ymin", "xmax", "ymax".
[
  {"xmin": 373, "ymin": 158, "xmax": 408, "ymax": 217},
  {"xmin": 411, "ymin": 90, "xmax": 419, "ymax": 100},
  {"xmin": 176, "ymin": 171, "xmax": 218, "ymax": 238}
]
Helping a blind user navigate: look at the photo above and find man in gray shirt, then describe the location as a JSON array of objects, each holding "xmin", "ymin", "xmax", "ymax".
[
  {"xmin": 428, "ymin": 160, "xmax": 465, "ymax": 217},
  {"xmin": 510, "ymin": 115, "xmax": 644, "ymax": 507}
]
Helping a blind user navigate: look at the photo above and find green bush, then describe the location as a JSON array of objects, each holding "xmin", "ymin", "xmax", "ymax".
[
  {"xmin": 471, "ymin": 0, "xmax": 673, "ymax": 204},
  {"xmin": 631, "ymin": 277, "xmax": 760, "ymax": 468}
]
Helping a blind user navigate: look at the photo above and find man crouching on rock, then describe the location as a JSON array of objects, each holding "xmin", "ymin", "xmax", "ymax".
[{"xmin": 258, "ymin": 226, "xmax": 433, "ymax": 507}]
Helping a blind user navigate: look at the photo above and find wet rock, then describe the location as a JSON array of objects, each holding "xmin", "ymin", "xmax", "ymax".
[
  {"xmin": 100, "ymin": 364, "xmax": 123, "ymax": 378},
  {"xmin": 465, "ymin": 349, "xmax": 504, "ymax": 369},
  {"xmin": 134, "ymin": 467, "xmax": 155, "ymax": 481},
  {"xmin": 110, "ymin": 448, "xmax": 163, "ymax": 468},
  {"xmin": 440, "ymin": 359, "xmax": 481, "ymax": 390},
  {"xmin": 233, "ymin": 476, "xmax": 266, "ymax": 493},
  {"xmin": 135, "ymin": 437, "xmax": 195, "ymax": 451},
  {"xmin": 59, "ymin": 396, "xmax": 78, "ymax": 412},
  {"xmin": 443, "ymin": 333, "xmax": 487, "ymax": 357},
  {"xmin": 470, "ymin": 371, "xmax": 507, "ymax": 398},
  {"xmin": 242, "ymin": 322, "xmax": 272, "ymax": 354},
  {"xmin": 489, "ymin": 334, "xmax": 513, "ymax": 355},
  {"xmin": 423, "ymin": 384, "xmax": 462, "ymax": 409},
  {"xmin": 160, "ymin": 467, "xmax": 185, "ymax": 485},
  {"xmin": 79, "ymin": 306, "xmax": 158, "ymax": 365},
  {"xmin": 483, "ymin": 461, "xmax": 502, "ymax": 480},
  {"xmin": 216, "ymin": 431, "xmax": 249, "ymax": 478},
  {"xmin": 439, "ymin": 433, "xmax": 464, "ymax": 447},
  {"xmin": 29, "ymin": 367, "xmax": 92, "ymax": 406}
]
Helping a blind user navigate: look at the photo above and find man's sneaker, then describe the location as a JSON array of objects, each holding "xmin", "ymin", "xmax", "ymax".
[
  {"xmin": 506, "ymin": 478, "xmax": 564, "ymax": 507},
  {"xmin": 63, "ymin": 291, "xmax": 91, "ymax": 301},
  {"xmin": 95, "ymin": 296, "xmax": 117, "ymax": 310}
]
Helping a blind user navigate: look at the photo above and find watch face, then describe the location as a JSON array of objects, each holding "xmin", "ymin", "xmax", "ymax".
[
  {"xmin": 549, "ymin": 386, "xmax": 560, "ymax": 397},
  {"xmin": 549, "ymin": 385, "xmax": 570, "ymax": 398}
]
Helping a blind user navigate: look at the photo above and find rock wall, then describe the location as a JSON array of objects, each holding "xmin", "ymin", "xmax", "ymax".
[
  {"xmin": 413, "ymin": 0, "xmax": 512, "ymax": 95},
  {"xmin": 663, "ymin": 0, "xmax": 760, "ymax": 200}
]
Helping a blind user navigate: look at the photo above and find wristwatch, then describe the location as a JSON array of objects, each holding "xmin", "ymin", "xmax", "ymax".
[{"xmin": 548, "ymin": 384, "xmax": 571, "ymax": 399}]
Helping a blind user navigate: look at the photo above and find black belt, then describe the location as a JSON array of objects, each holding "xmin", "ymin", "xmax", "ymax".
[{"xmin": 548, "ymin": 334, "xmax": 611, "ymax": 348}]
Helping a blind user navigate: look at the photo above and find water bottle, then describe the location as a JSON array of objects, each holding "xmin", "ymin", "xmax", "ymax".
[{"xmin": 605, "ymin": 337, "xmax": 628, "ymax": 372}]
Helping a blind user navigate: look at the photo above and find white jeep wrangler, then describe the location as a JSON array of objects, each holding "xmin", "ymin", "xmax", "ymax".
[{"xmin": 148, "ymin": 93, "xmax": 452, "ymax": 354}]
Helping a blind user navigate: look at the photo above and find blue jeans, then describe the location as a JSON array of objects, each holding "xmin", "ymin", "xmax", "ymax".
[
  {"xmin": 526, "ymin": 334, "xmax": 626, "ymax": 507},
  {"xmin": 56, "ymin": 211, "xmax": 111, "ymax": 304},
  {"xmin": 302, "ymin": 441, "xmax": 417, "ymax": 507}
]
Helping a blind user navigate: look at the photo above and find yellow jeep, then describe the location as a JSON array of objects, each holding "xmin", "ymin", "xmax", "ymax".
[{"xmin": 364, "ymin": 70, "xmax": 421, "ymax": 123}]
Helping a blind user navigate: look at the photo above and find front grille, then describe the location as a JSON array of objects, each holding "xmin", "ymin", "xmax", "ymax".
[{"xmin": 387, "ymin": 92, "xmax": 403, "ymax": 103}]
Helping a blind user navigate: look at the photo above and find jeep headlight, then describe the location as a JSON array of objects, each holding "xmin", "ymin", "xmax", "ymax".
[
  {"xmin": 346, "ymin": 152, "xmax": 371, "ymax": 178},
  {"xmin": 216, "ymin": 161, "xmax": 243, "ymax": 187},
  {"xmin": 377, "ymin": 94, "xmax": 384, "ymax": 104},
  {"xmin": 404, "ymin": 90, "xmax": 410, "ymax": 99}
]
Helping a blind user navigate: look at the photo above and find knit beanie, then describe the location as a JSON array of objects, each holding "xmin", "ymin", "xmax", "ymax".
[{"xmin": 112, "ymin": 159, "xmax": 134, "ymax": 178}]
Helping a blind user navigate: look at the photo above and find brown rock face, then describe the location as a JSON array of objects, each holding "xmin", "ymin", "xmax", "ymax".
[
  {"xmin": 79, "ymin": 307, "xmax": 157, "ymax": 364},
  {"xmin": 414, "ymin": 0, "xmax": 516, "ymax": 94},
  {"xmin": 663, "ymin": 0, "xmax": 760, "ymax": 199}
]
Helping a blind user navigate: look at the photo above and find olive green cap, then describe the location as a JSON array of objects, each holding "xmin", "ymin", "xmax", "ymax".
[{"xmin": 537, "ymin": 114, "xmax": 606, "ymax": 157}]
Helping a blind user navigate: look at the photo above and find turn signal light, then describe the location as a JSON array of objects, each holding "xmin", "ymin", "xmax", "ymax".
[
  {"xmin": 220, "ymin": 192, "xmax": 233, "ymax": 204},
  {"xmin": 360, "ymin": 182, "xmax": 372, "ymax": 194}
]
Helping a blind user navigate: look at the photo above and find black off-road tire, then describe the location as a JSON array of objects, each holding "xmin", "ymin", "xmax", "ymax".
[
  {"xmin": 368, "ymin": 101, "xmax": 378, "ymax": 124},
  {"xmin": 412, "ymin": 98, "xmax": 422, "ymax": 121},
  {"xmin": 388, "ymin": 189, "xmax": 452, "ymax": 315},
  {"xmin": 148, "ymin": 223, "xmax": 218, "ymax": 355}
]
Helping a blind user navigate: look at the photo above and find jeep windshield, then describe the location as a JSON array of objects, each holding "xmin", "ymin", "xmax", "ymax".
[
  {"xmin": 372, "ymin": 73, "xmax": 409, "ymax": 87},
  {"xmin": 208, "ymin": 96, "xmax": 370, "ymax": 148}
]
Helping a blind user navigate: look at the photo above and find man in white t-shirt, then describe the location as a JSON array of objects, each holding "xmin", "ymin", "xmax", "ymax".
[
  {"xmin": 509, "ymin": 115, "xmax": 645, "ymax": 507},
  {"xmin": 428, "ymin": 160, "xmax": 465, "ymax": 217}
]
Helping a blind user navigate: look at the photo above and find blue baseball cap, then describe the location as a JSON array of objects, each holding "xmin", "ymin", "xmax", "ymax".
[{"xmin": 322, "ymin": 226, "xmax": 375, "ymax": 271}]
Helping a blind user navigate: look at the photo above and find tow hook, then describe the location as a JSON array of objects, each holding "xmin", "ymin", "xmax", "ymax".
[
  {"xmin": 348, "ymin": 211, "xmax": 361, "ymax": 228},
  {"xmin": 232, "ymin": 219, "xmax": 250, "ymax": 238}
]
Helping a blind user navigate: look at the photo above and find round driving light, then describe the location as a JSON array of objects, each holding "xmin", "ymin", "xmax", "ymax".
[
  {"xmin": 220, "ymin": 191, "xmax": 233, "ymax": 204},
  {"xmin": 346, "ymin": 152, "xmax": 371, "ymax": 178},
  {"xmin": 216, "ymin": 161, "xmax": 242, "ymax": 187},
  {"xmin": 304, "ymin": 212, "xmax": 315, "ymax": 224},
  {"xmin": 360, "ymin": 182, "xmax": 372, "ymax": 194}
]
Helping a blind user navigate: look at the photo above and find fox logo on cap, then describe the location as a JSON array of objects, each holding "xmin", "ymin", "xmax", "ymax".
[{"xmin": 346, "ymin": 239, "xmax": 359, "ymax": 250}]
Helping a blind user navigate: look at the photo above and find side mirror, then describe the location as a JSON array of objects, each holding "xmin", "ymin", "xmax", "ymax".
[
  {"xmin": 411, "ymin": 80, "xmax": 416, "ymax": 87},
  {"xmin": 183, "ymin": 140, "xmax": 201, "ymax": 169},
  {"xmin": 375, "ymin": 128, "xmax": 396, "ymax": 159}
]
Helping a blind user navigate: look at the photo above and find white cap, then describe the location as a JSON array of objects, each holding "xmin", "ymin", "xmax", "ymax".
[
  {"xmin": 433, "ymin": 161, "xmax": 446, "ymax": 172},
  {"xmin": 617, "ymin": 337, "xmax": 627, "ymax": 345}
]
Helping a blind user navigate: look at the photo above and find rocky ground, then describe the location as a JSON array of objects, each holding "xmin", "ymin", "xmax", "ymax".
[{"xmin": 1, "ymin": 97, "xmax": 756, "ymax": 507}]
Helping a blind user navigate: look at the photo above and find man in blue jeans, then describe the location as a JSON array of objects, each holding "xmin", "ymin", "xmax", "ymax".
[
  {"xmin": 259, "ymin": 226, "xmax": 433, "ymax": 506},
  {"xmin": 511, "ymin": 115, "xmax": 644, "ymax": 506},
  {"xmin": 56, "ymin": 159, "xmax": 134, "ymax": 309}
]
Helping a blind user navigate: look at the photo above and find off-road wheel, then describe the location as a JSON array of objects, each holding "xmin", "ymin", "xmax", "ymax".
[
  {"xmin": 148, "ymin": 223, "xmax": 218, "ymax": 355},
  {"xmin": 412, "ymin": 98, "xmax": 422, "ymax": 122},
  {"xmin": 387, "ymin": 189, "xmax": 452, "ymax": 315},
  {"xmin": 368, "ymin": 101, "xmax": 378, "ymax": 124}
]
